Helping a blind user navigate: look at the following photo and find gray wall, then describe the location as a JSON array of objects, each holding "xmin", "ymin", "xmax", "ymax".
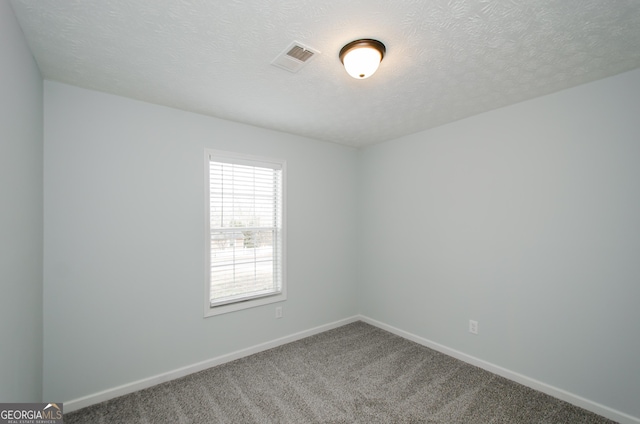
[
  {"xmin": 0, "ymin": 1, "xmax": 44, "ymax": 402},
  {"xmin": 42, "ymin": 81, "xmax": 359, "ymax": 402},
  {"xmin": 359, "ymin": 68, "xmax": 640, "ymax": 419}
]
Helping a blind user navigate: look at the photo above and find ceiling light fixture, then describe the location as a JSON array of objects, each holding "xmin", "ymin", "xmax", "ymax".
[{"xmin": 339, "ymin": 39, "xmax": 386, "ymax": 79}]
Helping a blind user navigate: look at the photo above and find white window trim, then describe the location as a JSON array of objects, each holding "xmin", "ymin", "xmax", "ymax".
[{"xmin": 204, "ymin": 149, "xmax": 287, "ymax": 317}]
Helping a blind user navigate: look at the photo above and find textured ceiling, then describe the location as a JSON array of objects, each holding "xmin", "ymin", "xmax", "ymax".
[{"xmin": 10, "ymin": 0, "xmax": 640, "ymax": 148}]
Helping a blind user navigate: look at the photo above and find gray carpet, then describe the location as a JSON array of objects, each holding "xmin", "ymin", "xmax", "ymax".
[{"xmin": 65, "ymin": 321, "xmax": 616, "ymax": 423}]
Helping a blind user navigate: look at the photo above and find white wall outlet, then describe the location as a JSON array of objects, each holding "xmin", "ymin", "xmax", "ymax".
[
  {"xmin": 469, "ymin": 319, "xmax": 478, "ymax": 335},
  {"xmin": 275, "ymin": 306, "xmax": 283, "ymax": 319}
]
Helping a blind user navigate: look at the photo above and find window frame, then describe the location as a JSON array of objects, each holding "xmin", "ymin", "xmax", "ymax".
[{"xmin": 204, "ymin": 149, "xmax": 287, "ymax": 317}]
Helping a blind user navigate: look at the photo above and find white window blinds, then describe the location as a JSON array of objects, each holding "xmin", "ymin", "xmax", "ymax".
[{"xmin": 207, "ymin": 152, "xmax": 284, "ymax": 310}]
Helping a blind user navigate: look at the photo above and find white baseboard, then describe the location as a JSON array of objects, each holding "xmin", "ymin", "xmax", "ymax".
[
  {"xmin": 64, "ymin": 315, "xmax": 360, "ymax": 413},
  {"xmin": 358, "ymin": 315, "xmax": 639, "ymax": 424}
]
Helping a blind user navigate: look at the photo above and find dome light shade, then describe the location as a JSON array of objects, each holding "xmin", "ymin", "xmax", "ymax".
[{"xmin": 339, "ymin": 39, "xmax": 386, "ymax": 79}]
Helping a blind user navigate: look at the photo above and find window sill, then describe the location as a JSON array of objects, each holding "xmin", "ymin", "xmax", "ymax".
[{"xmin": 204, "ymin": 292, "xmax": 286, "ymax": 317}]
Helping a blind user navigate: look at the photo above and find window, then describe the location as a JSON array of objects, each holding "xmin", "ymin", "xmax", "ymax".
[{"xmin": 204, "ymin": 149, "xmax": 286, "ymax": 317}]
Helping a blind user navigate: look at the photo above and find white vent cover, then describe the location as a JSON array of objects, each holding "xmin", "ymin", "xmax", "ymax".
[{"xmin": 271, "ymin": 41, "xmax": 320, "ymax": 73}]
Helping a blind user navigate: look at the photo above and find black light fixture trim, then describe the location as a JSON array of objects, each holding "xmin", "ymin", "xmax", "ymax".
[{"xmin": 339, "ymin": 39, "xmax": 386, "ymax": 65}]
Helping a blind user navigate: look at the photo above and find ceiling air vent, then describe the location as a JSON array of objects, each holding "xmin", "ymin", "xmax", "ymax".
[{"xmin": 271, "ymin": 41, "xmax": 320, "ymax": 73}]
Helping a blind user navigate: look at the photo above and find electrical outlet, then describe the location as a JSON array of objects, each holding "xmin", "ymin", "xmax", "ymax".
[
  {"xmin": 469, "ymin": 320, "xmax": 478, "ymax": 335},
  {"xmin": 275, "ymin": 306, "xmax": 283, "ymax": 319}
]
